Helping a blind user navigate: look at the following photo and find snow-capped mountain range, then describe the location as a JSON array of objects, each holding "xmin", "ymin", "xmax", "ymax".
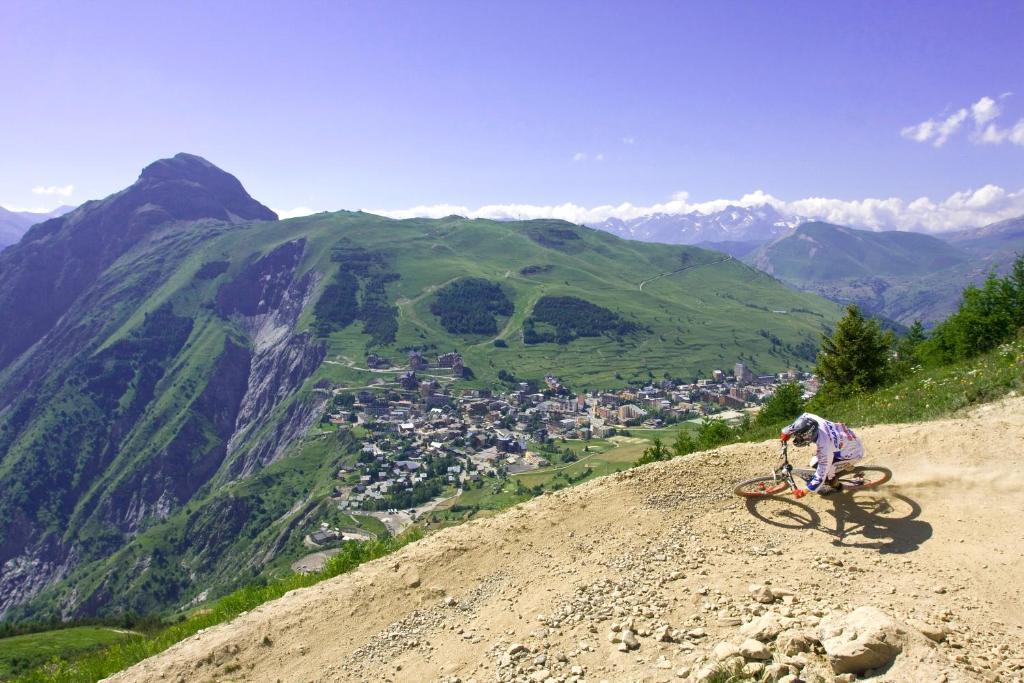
[{"xmin": 590, "ymin": 204, "xmax": 805, "ymax": 246}]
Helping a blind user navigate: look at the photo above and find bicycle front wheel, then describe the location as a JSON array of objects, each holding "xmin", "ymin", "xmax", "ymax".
[{"xmin": 734, "ymin": 475, "xmax": 790, "ymax": 498}]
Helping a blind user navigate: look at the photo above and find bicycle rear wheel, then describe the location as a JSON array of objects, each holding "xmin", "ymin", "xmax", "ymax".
[
  {"xmin": 734, "ymin": 476, "xmax": 790, "ymax": 498},
  {"xmin": 835, "ymin": 466, "xmax": 892, "ymax": 491}
]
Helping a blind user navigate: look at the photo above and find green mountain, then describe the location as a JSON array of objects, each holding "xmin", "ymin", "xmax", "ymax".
[
  {"xmin": 746, "ymin": 221, "xmax": 982, "ymax": 325},
  {"xmin": 0, "ymin": 155, "xmax": 839, "ymax": 622},
  {"xmin": 749, "ymin": 221, "xmax": 967, "ymax": 281}
]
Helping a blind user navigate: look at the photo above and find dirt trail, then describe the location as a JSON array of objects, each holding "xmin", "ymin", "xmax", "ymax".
[{"xmin": 109, "ymin": 397, "xmax": 1024, "ymax": 683}]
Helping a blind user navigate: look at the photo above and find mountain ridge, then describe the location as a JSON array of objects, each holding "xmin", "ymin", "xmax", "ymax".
[{"xmin": 591, "ymin": 204, "xmax": 801, "ymax": 245}]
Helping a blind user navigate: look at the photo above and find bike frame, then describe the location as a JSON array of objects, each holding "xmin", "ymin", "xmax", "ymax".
[{"xmin": 775, "ymin": 442, "xmax": 809, "ymax": 497}]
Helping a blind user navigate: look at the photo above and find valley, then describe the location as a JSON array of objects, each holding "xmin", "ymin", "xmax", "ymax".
[{"xmin": 0, "ymin": 155, "xmax": 839, "ymax": 625}]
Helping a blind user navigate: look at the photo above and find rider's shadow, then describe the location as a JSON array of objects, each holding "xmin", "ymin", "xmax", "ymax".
[
  {"xmin": 745, "ymin": 492, "xmax": 932, "ymax": 554},
  {"xmin": 828, "ymin": 492, "xmax": 932, "ymax": 554}
]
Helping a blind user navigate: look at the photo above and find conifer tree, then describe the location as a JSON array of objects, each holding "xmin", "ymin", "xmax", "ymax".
[
  {"xmin": 672, "ymin": 428, "xmax": 696, "ymax": 457},
  {"xmin": 815, "ymin": 305, "xmax": 893, "ymax": 394}
]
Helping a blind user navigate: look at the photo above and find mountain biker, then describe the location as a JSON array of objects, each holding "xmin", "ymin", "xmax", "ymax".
[{"xmin": 780, "ymin": 413, "xmax": 864, "ymax": 495}]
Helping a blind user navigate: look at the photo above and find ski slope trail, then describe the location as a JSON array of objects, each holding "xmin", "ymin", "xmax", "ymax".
[{"xmin": 110, "ymin": 396, "xmax": 1024, "ymax": 683}]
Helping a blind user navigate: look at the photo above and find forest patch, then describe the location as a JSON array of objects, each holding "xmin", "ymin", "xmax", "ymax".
[
  {"xmin": 313, "ymin": 241, "xmax": 399, "ymax": 345},
  {"xmin": 430, "ymin": 278, "xmax": 514, "ymax": 335},
  {"xmin": 523, "ymin": 296, "xmax": 644, "ymax": 344}
]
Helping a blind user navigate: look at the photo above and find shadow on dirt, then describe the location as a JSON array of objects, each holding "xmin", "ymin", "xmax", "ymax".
[{"xmin": 745, "ymin": 491, "xmax": 932, "ymax": 554}]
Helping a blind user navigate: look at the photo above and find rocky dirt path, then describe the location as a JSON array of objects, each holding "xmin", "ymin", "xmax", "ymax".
[{"xmin": 108, "ymin": 397, "xmax": 1024, "ymax": 683}]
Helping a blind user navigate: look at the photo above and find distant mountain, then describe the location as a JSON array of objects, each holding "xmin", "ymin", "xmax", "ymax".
[
  {"xmin": 942, "ymin": 216, "xmax": 1024, "ymax": 267},
  {"xmin": 750, "ymin": 221, "xmax": 967, "ymax": 280},
  {"xmin": 693, "ymin": 239, "xmax": 766, "ymax": 259},
  {"xmin": 591, "ymin": 204, "xmax": 801, "ymax": 245},
  {"xmin": 0, "ymin": 154, "xmax": 839, "ymax": 622},
  {"xmin": 0, "ymin": 205, "xmax": 75, "ymax": 249},
  {"xmin": 746, "ymin": 221, "xmax": 990, "ymax": 325}
]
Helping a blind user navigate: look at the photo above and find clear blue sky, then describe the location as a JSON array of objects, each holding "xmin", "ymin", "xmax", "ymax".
[{"xmin": 2, "ymin": 0, "xmax": 1022, "ymax": 219}]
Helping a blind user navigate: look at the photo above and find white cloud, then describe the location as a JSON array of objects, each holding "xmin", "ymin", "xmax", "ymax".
[
  {"xmin": 621, "ymin": 136, "xmax": 635, "ymax": 145},
  {"xmin": 273, "ymin": 206, "xmax": 318, "ymax": 219},
  {"xmin": 905, "ymin": 94, "xmax": 1024, "ymax": 147},
  {"xmin": 594, "ymin": 153, "xmax": 605, "ymax": 162},
  {"xmin": 368, "ymin": 184, "xmax": 1024, "ymax": 233},
  {"xmin": 978, "ymin": 117, "xmax": 1024, "ymax": 146},
  {"xmin": 31, "ymin": 184, "xmax": 74, "ymax": 197},
  {"xmin": 971, "ymin": 96, "xmax": 1000, "ymax": 126},
  {"xmin": 901, "ymin": 108, "xmax": 967, "ymax": 147},
  {"xmin": 572, "ymin": 152, "xmax": 587, "ymax": 162},
  {"xmin": 1011, "ymin": 120, "xmax": 1024, "ymax": 145},
  {"xmin": 572, "ymin": 151, "xmax": 605, "ymax": 162}
]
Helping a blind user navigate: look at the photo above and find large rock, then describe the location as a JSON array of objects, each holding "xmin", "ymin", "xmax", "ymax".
[{"xmin": 819, "ymin": 606, "xmax": 906, "ymax": 674}]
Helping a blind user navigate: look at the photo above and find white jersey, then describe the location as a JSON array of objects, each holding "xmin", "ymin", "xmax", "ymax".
[{"xmin": 793, "ymin": 413, "xmax": 865, "ymax": 491}]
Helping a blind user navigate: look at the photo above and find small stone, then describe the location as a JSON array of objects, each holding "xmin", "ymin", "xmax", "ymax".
[
  {"xmin": 909, "ymin": 618, "xmax": 948, "ymax": 643},
  {"xmin": 776, "ymin": 630, "xmax": 818, "ymax": 655},
  {"xmin": 749, "ymin": 584, "xmax": 776, "ymax": 604},
  {"xmin": 622, "ymin": 629, "xmax": 640, "ymax": 650},
  {"xmin": 762, "ymin": 663, "xmax": 791, "ymax": 681},
  {"xmin": 653, "ymin": 624, "xmax": 676, "ymax": 642},
  {"xmin": 693, "ymin": 664, "xmax": 719, "ymax": 682},
  {"xmin": 743, "ymin": 662, "xmax": 766, "ymax": 677},
  {"xmin": 739, "ymin": 638, "xmax": 772, "ymax": 661},
  {"xmin": 713, "ymin": 642, "xmax": 740, "ymax": 661},
  {"xmin": 740, "ymin": 612, "xmax": 783, "ymax": 642}
]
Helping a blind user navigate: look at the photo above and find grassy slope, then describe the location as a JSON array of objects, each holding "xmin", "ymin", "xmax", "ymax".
[
  {"xmin": 807, "ymin": 337, "xmax": 1024, "ymax": 426},
  {"xmin": 92, "ymin": 212, "xmax": 837, "ymax": 389},
  {"xmin": 0, "ymin": 627, "xmax": 133, "ymax": 680},
  {"xmin": 283, "ymin": 213, "xmax": 837, "ymax": 387}
]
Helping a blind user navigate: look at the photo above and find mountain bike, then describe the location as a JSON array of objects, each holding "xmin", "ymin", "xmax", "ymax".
[{"xmin": 734, "ymin": 442, "xmax": 891, "ymax": 498}]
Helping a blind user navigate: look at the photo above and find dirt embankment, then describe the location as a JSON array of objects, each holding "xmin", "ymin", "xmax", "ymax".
[{"xmin": 108, "ymin": 397, "xmax": 1024, "ymax": 683}]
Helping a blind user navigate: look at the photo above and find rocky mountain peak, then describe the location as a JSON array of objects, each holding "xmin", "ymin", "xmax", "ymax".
[
  {"xmin": 0, "ymin": 153, "xmax": 276, "ymax": 369},
  {"xmin": 132, "ymin": 153, "xmax": 277, "ymax": 223}
]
